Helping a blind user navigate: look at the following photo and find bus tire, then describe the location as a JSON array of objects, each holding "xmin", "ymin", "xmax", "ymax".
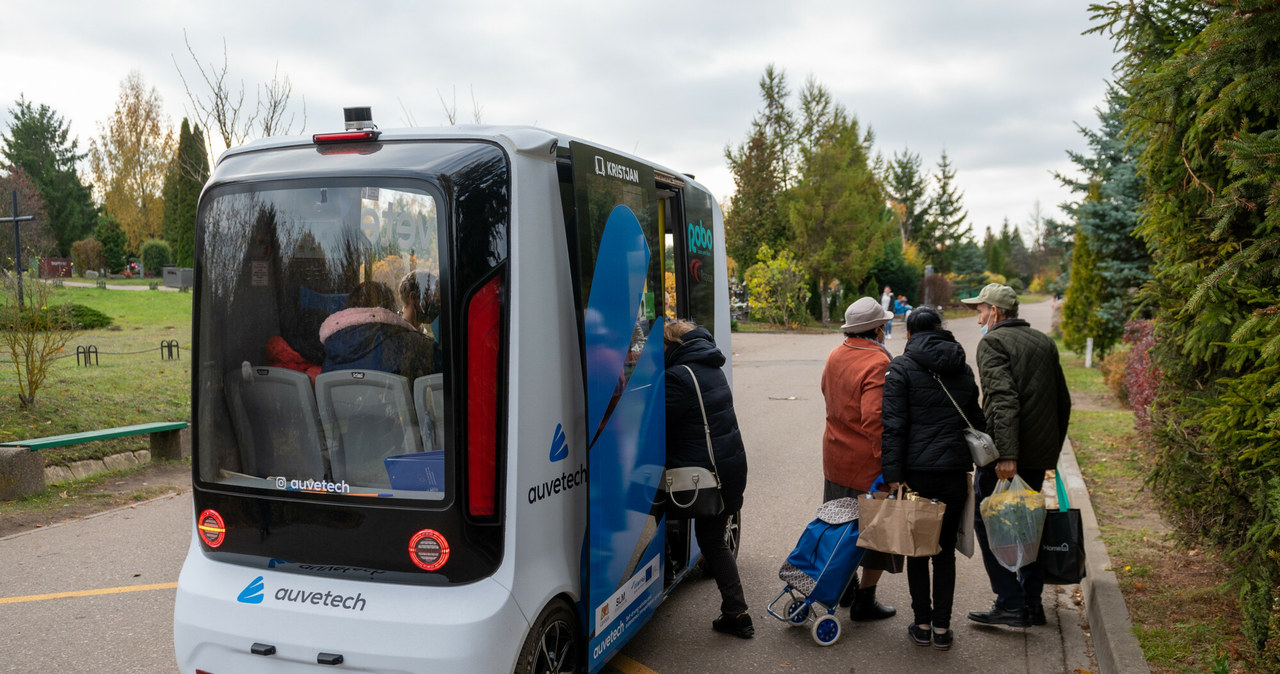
[
  {"xmin": 724, "ymin": 509, "xmax": 742, "ymax": 560},
  {"xmin": 514, "ymin": 597, "xmax": 580, "ymax": 674}
]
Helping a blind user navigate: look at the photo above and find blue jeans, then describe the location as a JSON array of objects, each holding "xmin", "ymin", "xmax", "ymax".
[{"xmin": 973, "ymin": 465, "xmax": 1045, "ymax": 610}]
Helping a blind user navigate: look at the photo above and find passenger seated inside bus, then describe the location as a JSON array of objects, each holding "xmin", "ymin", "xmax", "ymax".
[
  {"xmin": 319, "ymin": 280, "xmax": 439, "ymax": 381},
  {"xmin": 398, "ymin": 271, "xmax": 443, "ymax": 370}
]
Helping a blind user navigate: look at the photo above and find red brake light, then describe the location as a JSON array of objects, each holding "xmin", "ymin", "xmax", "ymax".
[
  {"xmin": 312, "ymin": 130, "xmax": 381, "ymax": 143},
  {"xmin": 408, "ymin": 529, "xmax": 450, "ymax": 571},
  {"xmin": 467, "ymin": 275, "xmax": 502, "ymax": 517},
  {"xmin": 197, "ymin": 509, "xmax": 226, "ymax": 548}
]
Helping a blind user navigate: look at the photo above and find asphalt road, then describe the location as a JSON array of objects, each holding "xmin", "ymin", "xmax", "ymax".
[{"xmin": 0, "ymin": 299, "xmax": 1090, "ymax": 673}]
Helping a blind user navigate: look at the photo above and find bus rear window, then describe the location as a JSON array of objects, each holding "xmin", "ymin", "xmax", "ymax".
[{"xmin": 195, "ymin": 182, "xmax": 451, "ymax": 502}]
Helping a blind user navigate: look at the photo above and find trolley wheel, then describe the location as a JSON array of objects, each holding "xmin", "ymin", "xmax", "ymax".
[
  {"xmin": 514, "ymin": 598, "xmax": 579, "ymax": 674},
  {"xmin": 786, "ymin": 599, "xmax": 809, "ymax": 626},
  {"xmin": 811, "ymin": 614, "xmax": 841, "ymax": 646}
]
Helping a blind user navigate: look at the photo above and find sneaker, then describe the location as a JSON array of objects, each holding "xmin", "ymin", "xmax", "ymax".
[
  {"xmin": 907, "ymin": 623, "xmax": 932, "ymax": 647},
  {"xmin": 967, "ymin": 604, "xmax": 1030, "ymax": 628},
  {"xmin": 931, "ymin": 628, "xmax": 953, "ymax": 650},
  {"xmin": 1028, "ymin": 604, "xmax": 1047, "ymax": 626},
  {"xmin": 712, "ymin": 612, "xmax": 754, "ymax": 639}
]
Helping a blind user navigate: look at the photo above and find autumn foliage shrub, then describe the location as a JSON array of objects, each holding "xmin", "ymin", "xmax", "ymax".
[
  {"xmin": 1098, "ymin": 345, "xmax": 1130, "ymax": 407},
  {"xmin": 1120, "ymin": 319, "xmax": 1158, "ymax": 435}
]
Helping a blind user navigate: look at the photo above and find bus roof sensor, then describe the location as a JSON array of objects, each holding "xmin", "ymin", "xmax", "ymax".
[{"xmin": 344, "ymin": 107, "xmax": 374, "ymax": 130}]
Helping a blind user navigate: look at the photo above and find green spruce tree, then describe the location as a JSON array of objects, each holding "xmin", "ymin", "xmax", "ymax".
[
  {"xmin": 883, "ymin": 148, "xmax": 930, "ymax": 243},
  {"xmin": 1, "ymin": 97, "xmax": 97, "ymax": 256},
  {"xmin": 918, "ymin": 150, "xmax": 970, "ymax": 273},
  {"xmin": 161, "ymin": 119, "xmax": 209, "ymax": 267}
]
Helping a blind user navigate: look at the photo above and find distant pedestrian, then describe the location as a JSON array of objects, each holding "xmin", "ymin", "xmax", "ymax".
[
  {"xmin": 821, "ymin": 296, "xmax": 898, "ymax": 622},
  {"xmin": 880, "ymin": 287, "xmax": 894, "ymax": 339},
  {"xmin": 961, "ymin": 283, "xmax": 1072, "ymax": 628}
]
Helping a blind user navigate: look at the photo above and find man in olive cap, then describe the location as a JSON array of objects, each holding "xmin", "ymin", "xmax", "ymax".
[
  {"xmin": 962, "ymin": 283, "xmax": 1072, "ymax": 628},
  {"xmin": 821, "ymin": 296, "xmax": 898, "ymax": 622}
]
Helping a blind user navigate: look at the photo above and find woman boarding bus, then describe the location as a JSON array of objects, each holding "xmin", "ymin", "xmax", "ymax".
[{"xmin": 173, "ymin": 109, "xmax": 736, "ymax": 673}]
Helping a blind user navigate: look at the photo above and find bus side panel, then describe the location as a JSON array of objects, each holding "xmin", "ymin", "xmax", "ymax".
[{"xmin": 505, "ymin": 155, "xmax": 590, "ymax": 632}]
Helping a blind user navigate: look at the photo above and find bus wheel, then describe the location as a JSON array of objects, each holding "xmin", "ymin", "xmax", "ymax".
[
  {"xmin": 725, "ymin": 510, "xmax": 742, "ymax": 560},
  {"xmin": 515, "ymin": 598, "xmax": 579, "ymax": 674}
]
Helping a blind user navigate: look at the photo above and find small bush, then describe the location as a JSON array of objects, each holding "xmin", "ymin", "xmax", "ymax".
[
  {"xmin": 1099, "ymin": 345, "xmax": 1131, "ymax": 407},
  {"xmin": 1121, "ymin": 319, "xmax": 1158, "ymax": 435},
  {"xmin": 1007, "ymin": 277, "xmax": 1025, "ymax": 293},
  {"xmin": 70, "ymin": 238, "xmax": 105, "ymax": 276},
  {"xmin": 140, "ymin": 239, "xmax": 172, "ymax": 277},
  {"xmin": 64, "ymin": 304, "xmax": 113, "ymax": 329},
  {"xmin": 919, "ymin": 274, "xmax": 953, "ymax": 308}
]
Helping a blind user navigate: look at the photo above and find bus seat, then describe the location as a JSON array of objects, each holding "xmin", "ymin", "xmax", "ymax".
[
  {"xmin": 315, "ymin": 370, "xmax": 423, "ymax": 488},
  {"xmin": 224, "ymin": 364, "xmax": 329, "ymax": 480},
  {"xmin": 413, "ymin": 374, "xmax": 445, "ymax": 451}
]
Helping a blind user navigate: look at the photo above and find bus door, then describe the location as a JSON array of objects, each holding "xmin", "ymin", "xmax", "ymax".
[
  {"xmin": 656, "ymin": 174, "xmax": 721, "ymax": 575},
  {"xmin": 568, "ymin": 141, "xmax": 665, "ymax": 672}
]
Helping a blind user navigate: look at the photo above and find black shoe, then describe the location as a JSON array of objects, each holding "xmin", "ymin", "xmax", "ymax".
[
  {"xmin": 1028, "ymin": 604, "xmax": 1047, "ymax": 626},
  {"xmin": 967, "ymin": 605, "xmax": 1030, "ymax": 627},
  {"xmin": 850, "ymin": 586, "xmax": 896, "ymax": 621},
  {"xmin": 712, "ymin": 612, "xmax": 754, "ymax": 639},
  {"xmin": 907, "ymin": 623, "xmax": 932, "ymax": 647},
  {"xmin": 838, "ymin": 581, "xmax": 857, "ymax": 608},
  {"xmin": 931, "ymin": 628, "xmax": 953, "ymax": 650}
]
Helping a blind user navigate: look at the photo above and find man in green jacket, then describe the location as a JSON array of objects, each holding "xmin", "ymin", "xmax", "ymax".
[{"xmin": 961, "ymin": 283, "xmax": 1072, "ymax": 628}]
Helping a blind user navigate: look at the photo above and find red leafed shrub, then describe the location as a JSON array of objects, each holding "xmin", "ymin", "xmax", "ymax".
[{"xmin": 1121, "ymin": 319, "xmax": 1158, "ymax": 434}]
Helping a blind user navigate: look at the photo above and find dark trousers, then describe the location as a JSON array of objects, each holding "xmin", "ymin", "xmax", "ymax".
[
  {"xmin": 903, "ymin": 471, "xmax": 969, "ymax": 629},
  {"xmin": 973, "ymin": 465, "xmax": 1046, "ymax": 610},
  {"xmin": 695, "ymin": 508, "xmax": 747, "ymax": 615}
]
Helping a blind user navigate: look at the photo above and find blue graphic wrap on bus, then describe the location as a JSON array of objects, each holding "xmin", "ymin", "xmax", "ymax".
[
  {"xmin": 583, "ymin": 204, "xmax": 648, "ymax": 445},
  {"xmin": 586, "ymin": 328, "xmax": 665, "ymax": 666}
]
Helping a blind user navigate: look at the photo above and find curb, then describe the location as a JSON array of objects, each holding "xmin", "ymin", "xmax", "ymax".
[{"xmin": 1058, "ymin": 438, "xmax": 1151, "ymax": 674}]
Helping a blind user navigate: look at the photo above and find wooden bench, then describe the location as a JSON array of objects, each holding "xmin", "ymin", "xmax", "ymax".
[{"xmin": 0, "ymin": 422, "xmax": 189, "ymax": 500}]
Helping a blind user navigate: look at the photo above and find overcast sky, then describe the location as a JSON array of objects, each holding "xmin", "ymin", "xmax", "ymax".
[{"xmin": 2, "ymin": 1, "xmax": 1118, "ymax": 241}]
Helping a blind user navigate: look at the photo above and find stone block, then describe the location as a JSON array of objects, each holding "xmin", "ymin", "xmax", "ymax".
[
  {"xmin": 134, "ymin": 450, "xmax": 151, "ymax": 464},
  {"xmin": 69, "ymin": 459, "xmax": 105, "ymax": 480},
  {"xmin": 0, "ymin": 447, "xmax": 45, "ymax": 500},
  {"xmin": 102, "ymin": 452, "xmax": 139, "ymax": 472},
  {"xmin": 151, "ymin": 430, "xmax": 182, "ymax": 461},
  {"xmin": 44, "ymin": 465, "xmax": 75, "ymax": 484}
]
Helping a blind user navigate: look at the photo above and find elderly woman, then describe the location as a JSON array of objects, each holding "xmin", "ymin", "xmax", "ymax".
[{"xmin": 664, "ymin": 319, "xmax": 751, "ymax": 638}]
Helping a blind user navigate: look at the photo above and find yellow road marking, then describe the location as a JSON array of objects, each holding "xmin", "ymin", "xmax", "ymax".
[
  {"xmin": 609, "ymin": 654, "xmax": 659, "ymax": 674},
  {"xmin": 0, "ymin": 582, "xmax": 178, "ymax": 605}
]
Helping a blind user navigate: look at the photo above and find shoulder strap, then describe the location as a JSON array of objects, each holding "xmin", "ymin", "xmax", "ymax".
[
  {"xmin": 680, "ymin": 364, "xmax": 720, "ymax": 476},
  {"xmin": 931, "ymin": 373, "xmax": 975, "ymax": 431}
]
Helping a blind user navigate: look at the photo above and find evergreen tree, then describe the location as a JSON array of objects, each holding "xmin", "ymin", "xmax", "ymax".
[
  {"xmin": 161, "ymin": 119, "xmax": 208, "ymax": 267},
  {"xmin": 1, "ymin": 97, "xmax": 97, "ymax": 256},
  {"xmin": 93, "ymin": 214, "xmax": 127, "ymax": 273},
  {"xmin": 785, "ymin": 114, "xmax": 893, "ymax": 325},
  {"xmin": 1057, "ymin": 84, "xmax": 1148, "ymax": 355},
  {"xmin": 883, "ymin": 147, "xmax": 930, "ymax": 243},
  {"xmin": 868, "ymin": 238, "xmax": 922, "ymax": 306},
  {"xmin": 982, "ymin": 223, "xmax": 1010, "ymax": 278},
  {"xmin": 917, "ymin": 150, "xmax": 970, "ymax": 273},
  {"xmin": 724, "ymin": 65, "xmax": 795, "ymax": 273},
  {"xmin": 1091, "ymin": 0, "xmax": 1280, "ymax": 655}
]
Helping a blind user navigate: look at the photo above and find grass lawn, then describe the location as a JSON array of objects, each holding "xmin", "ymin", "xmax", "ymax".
[{"xmin": 1, "ymin": 285, "xmax": 192, "ymax": 465}]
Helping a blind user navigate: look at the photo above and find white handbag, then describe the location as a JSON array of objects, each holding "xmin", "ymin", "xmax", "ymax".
[{"xmin": 933, "ymin": 373, "xmax": 999, "ymax": 467}]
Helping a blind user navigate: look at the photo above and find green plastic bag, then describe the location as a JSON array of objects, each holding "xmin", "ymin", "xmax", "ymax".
[{"xmin": 979, "ymin": 474, "xmax": 1046, "ymax": 572}]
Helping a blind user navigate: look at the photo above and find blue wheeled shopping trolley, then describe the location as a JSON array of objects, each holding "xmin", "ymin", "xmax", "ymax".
[{"xmin": 766, "ymin": 496, "xmax": 865, "ymax": 646}]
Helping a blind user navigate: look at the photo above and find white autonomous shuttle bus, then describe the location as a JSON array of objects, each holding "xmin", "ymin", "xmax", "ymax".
[{"xmin": 174, "ymin": 108, "xmax": 737, "ymax": 673}]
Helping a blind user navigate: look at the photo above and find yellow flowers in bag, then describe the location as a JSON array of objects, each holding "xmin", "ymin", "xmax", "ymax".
[{"xmin": 979, "ymin": 475, "xmax": 1046, "ymax": 572}]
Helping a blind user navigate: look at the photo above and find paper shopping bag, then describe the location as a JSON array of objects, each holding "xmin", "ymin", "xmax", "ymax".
[{"xmin": 855, "ymin": 487, "xmax": 946, "ymax": 557}]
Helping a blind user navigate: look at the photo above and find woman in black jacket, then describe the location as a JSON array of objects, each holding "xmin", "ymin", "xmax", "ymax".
[
  {"xmin": 880, "ymin": 306, "xmax": 984, "ymax": 650},
  {"xmin": 664, "ymin": 319, "xmax": 751, "ymax": 638}
]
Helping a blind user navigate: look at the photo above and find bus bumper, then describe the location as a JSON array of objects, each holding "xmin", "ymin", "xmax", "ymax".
[{"xmin": 174, "ymin": 541, "xmax": 526, "ymax": 673}]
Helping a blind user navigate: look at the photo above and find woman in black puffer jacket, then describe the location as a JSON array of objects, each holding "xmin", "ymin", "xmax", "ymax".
[
  {"xmin": 665, "ymin": 319, "xmax": 751, "ymax": 638},
  {"xmin": 880, "ymin": 306, "xmax": 984, "ymax": 650}
]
